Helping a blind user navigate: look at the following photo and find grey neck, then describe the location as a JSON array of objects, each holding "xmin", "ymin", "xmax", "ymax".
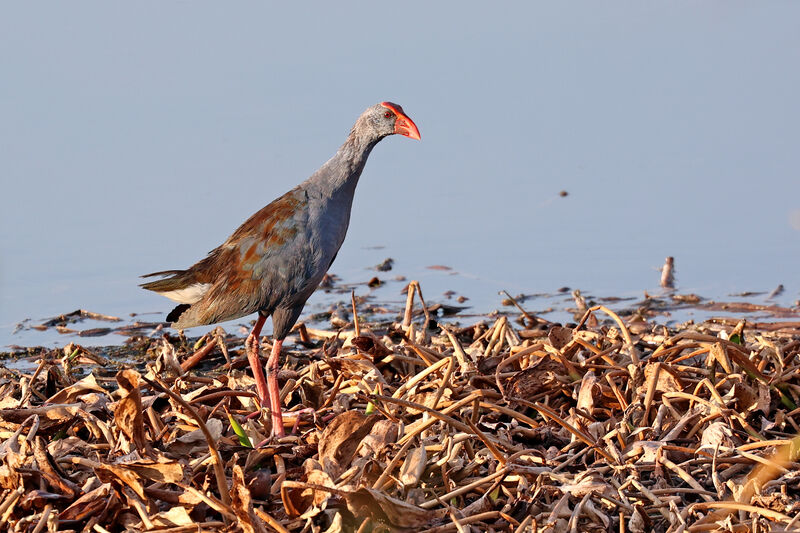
[{"xmin": 308, "ymin": 130, "xmax": 382, "ymax": 199}]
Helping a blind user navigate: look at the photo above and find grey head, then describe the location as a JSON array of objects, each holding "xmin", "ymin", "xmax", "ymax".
[{"xmin": 351, "ymin": 102, "xmax": 421, "ymax": 142}]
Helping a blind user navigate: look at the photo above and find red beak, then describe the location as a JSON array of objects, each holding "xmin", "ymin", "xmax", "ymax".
[
  {"xmin": 381, "ymin": 102, "xmax": 421, "ymax": 140},
  {"xmin": 394, "ymin": 114, "xmax": 421, "ymax": 140}
]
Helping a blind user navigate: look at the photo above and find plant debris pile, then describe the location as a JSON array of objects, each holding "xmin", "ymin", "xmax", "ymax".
[{"xmin": 2, "ymin": 282, "xmax": 800, "ymax": 532}]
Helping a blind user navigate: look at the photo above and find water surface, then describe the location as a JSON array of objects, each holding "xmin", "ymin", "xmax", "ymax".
[{"xmin": 2, "ymin": 3, "xmax": 799, "ymax": 347}]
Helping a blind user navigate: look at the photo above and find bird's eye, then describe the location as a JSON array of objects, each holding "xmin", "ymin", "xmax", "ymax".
[{"xmin": 383, "ymin": 111, "xmax": 393, "ymax": 118}]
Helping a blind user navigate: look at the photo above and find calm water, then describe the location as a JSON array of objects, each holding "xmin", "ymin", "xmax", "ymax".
[{"xmin": 2, "ymin": 3, "xmax": 799, "ymax": 347}]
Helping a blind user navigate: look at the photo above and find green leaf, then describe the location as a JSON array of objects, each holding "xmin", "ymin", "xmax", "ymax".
[
  {"xmin": 68, "ymin": 347, "xmax": 80, "ymax": 361},
  {"xmin": 729, "ymin": 333, "xmax": 743, "ymax": 345},
  {"xmin": 365, "ymin": 402, "xmax": 375, "ymax": 415},
  {"xmin": 775, "ymin": 384, "xmax": 798, "ymax": 411},
  {"xmin": 228, "ymin": 413, "xmax": 253, "ymax": 448}
]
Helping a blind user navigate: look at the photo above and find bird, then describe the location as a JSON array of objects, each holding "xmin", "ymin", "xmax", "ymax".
[{"xmin": 141, "ymin": 102, "xmax": 420, "ymax": 437}]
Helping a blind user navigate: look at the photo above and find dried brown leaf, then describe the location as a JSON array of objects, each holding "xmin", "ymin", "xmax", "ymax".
[
  {"xmin": 45, "ymin": 373, "xmax": 108, "ymax": 404},
  {"xmin": 167, "ymin": 418, "xmax": 223, "ymax": 454},
  {"xmin": 399, "ymin": 445, "xmax": 427, "ymax": 488},
  {"xmin": 114, "ymin": 369, "xmax": 149, "ymax": 455},
  {"xmin": 304, "ymin": 468, "xmax": 336, "ymax": 507},
  {"xmin": 0, "ymin": 451, "xmax": 23, "ymax": 491},
  {"xmin": 318, "ymin": 411, "xmax": 378, "ymax": 478},
  {"xmin": 117, "ymin": 457, "xmax": 185, "ymax": 484},
  {"xmin": 637, "ymin": 362, "xmax": 683, "ymax": 395},
  {"xmin": 33, "ymin": 436, "xmax": 80, "ymax": 497},
  {"xmin": 504, "ymin": 361, "xmax": 561, "ymax": 403},
  {"xmin": 576, "ymin": 370, "xmax": 599, "ymax": 416},
  {"xmin": 700, "ymin": 422, "xmax": 736, "ymax": 450},
  {"xmin": 406, "ymin": 389, "xmax": 452, "ymax": 415},
  {"xmin": 360, "ymin": 419, "xmax": 398, "ymax": 456},
  {"xmin": 246, "ymin": 469, "xmax": 272, "ymax": 501},
  {"xmin": 231, "ymin": 464, "xmax": 266, "ymax": 533},
  {"xmin": 150, "ymin": 506, "xmax": 194, "ymax": 527},
  {"xmin": 559, "ymin": 473, "xmax": 612, "ymax": 498},
  {"xmin": 17, "ymin": 490, "xmax": 70, "ymax": 511},
  {"xmin": 548, "ymin": 326, "xmax": 573, "ymax": 350},
  {"xmin": 280, "ymin": 482, "xmax": 310, "ymax": 518},
  {"xmin": 58, "ymin": 483, "xmax": 119, "ymax": 522},
  {"xmin": 95, "ymin": 463, "xmax": 146, "ymax": 500},
  {"xmin": 48, "ymin": 436, "xmax": 92, "ymax": 459},
  {"xmin": 351, "ymin": 335, "xmax": 393, "ymax": 358},
  {"xmin": 344, "ymin": 487, "xmax": 441, "ymax": 530},
  {"xmin": 327, "ymin": 356, "xmax": 386, "ymax": 384},
  {"xmin": 0, "ymin": 404, "xmax": 81, "ymax": 428}
]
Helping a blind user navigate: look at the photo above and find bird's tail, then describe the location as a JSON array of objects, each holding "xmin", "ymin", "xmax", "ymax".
[
  {"xmin": 140, "ymin": 270, "xmax": 197, "ymax": 324},
  {"xmin": 139, "ymin": 270, "xmax": 189, "ymax": 292}
]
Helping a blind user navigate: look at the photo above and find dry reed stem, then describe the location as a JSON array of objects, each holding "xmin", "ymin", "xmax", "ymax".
[
  {"xmin": 441, "ymin": 324, "xmax": 475, "ymax": 368},
  {"xmin": 690, "ymin": 501, "xmax": 792, "ymax": 523},
  {"xmin": 420, "ymin": 511, "xmax": 503, "ymax": 533},
  {"xmin": 577, "ymin": 304, "xmax": 639, "ymax": 363},
  {"xmin": 411, "ymin": 281, "xmax": 432, "ymax": 331},
  {"xmin": 392, "ymin": 356, "xmax": 451, "ymax": 399},
  {"xmin": 397, "ymin": 392, "xmax": 482, "ymax": 446},
  {"xmin": 402, "ymin": 281, "xmax": 416, "ymax": 329},
  {"xmin": 179, "ymin": 339, "xmax": 217, "ymax": 372},
  {"xmin": 351, "ymin": 290, "xmax": 360, "ymax": 338},
  {"xmin": 531, "ymin": 402, "xmax": 615, "ymax": 463},
  {"xmin": 29, "ymin": 505, "xmax": 52, "ymax": 533},
  {"xmin": 420, "ymin": 468, "xmax": 510, "ymax": 509},
  {"xmin": 431, "ymin": 355, "xmax": 456, "ymax": 411},
  {"xmin": 254, "ymin": 508, "xmax": 291, "ymax": 533},
  {"xmin": 370, "ymin": 394, "xmax": 476, "ymax": 437}
]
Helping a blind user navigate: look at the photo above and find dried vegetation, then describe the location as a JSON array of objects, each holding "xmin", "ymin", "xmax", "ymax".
[{"xmin": 2, "ymin": 282, "xmax": 800, "ymax": 532}]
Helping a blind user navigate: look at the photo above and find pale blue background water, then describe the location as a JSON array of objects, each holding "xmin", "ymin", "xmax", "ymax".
[{"xmin": 2, "ymin": 3, "xmax": 799, "ymax": 346}]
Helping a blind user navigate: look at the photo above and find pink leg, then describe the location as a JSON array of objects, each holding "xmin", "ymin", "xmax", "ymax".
[
  {"xmin": 267, "ymin": 339, "xmax": 285, "ymax": 437},
  {"xmin": 245, "ymin": 316, "xmax": 269, "ymax": 407}
]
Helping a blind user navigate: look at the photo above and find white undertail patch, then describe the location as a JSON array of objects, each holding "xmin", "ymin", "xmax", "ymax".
[{"xmin": 159, "ymin": 283, "xmax": 211, "ymax": 304}]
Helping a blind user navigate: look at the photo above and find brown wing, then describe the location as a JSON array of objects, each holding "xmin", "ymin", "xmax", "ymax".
[{"xmin": 148, "ymin": 187, "xmax": 307, "ymax": 327}]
